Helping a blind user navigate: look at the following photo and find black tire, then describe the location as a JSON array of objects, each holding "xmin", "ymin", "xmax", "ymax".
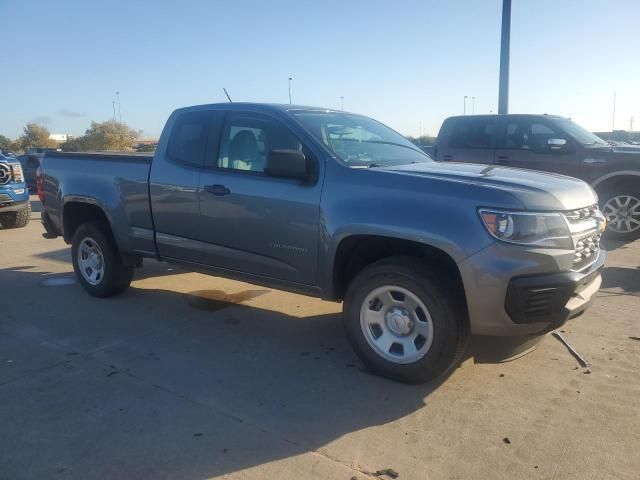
[
  {"xmin": 599, "ymin": 189, "xmax": 640, "ymax": 241},
  {"xmin": 343, "ymin": 256, "xmax": 469, "ymax": 384},
  {"xmin": 0, "ymin": 202, "xmax": 31, "ymax": 228},
  {"xmin": 71, "ymin": 222, "xmax": 133, "ymax": 297}
]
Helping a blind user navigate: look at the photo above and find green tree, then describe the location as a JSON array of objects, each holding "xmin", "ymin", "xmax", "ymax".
[
  {"xmin": 0, "ymin": 134, "xmax": 15, "ymax": 154},
  {"xmin": 19, "ymin": 123, "xmax": 57, "ymax": 151},
  {"xmin": 63, "ymin": 120, "xmax": 141, "ymax": 152},
  {"xmin": 135, "ymin": 143, "xmax": 156, "ymax": 153},
  {"xmin": 407, "ymin": 135, "xmax": 437, "ymax": 146}
]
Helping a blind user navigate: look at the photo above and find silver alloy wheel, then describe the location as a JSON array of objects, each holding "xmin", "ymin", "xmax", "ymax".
[
  {"xmin": 360, "ymin": 285, "xmax": 434, "ymax": 364},
  {"xmin": 77, "ymin": 237, "xmax": 105, "ymax": 285},
  {"xmin": 602, "ymin": 195, "xmax": 640, "ymax": 234}
]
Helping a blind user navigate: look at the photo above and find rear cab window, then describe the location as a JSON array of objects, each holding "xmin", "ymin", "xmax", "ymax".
[
  {"xmin": 166, "ymin": 110, "xmax": 224, "ymax": 167},
  {"xmin": 448, "ymin": 117, "xmax": 500, "ymax": 149}
]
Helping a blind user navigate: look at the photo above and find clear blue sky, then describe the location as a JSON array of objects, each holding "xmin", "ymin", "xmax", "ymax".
[{"xmin": 1, "ymin": 0, "xmax": 638, "ymax": 139}]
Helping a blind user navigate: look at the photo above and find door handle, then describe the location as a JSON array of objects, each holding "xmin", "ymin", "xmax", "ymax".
[
  {"xmin": 204, "ymin": 184, "xmax": 231, "ymax": 196},
  {"xmin": 496, "ymin": 155, "xmax": 509, "ymax": 165},
  {"xmin": 443, "ymin": 154, "xmax": 453, "ymax": 161}
]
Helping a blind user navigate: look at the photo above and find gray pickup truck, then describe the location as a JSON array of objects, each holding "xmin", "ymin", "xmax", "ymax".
[
  {"xmin": 435, "ymin": 114, "xmax": 640, "ymax": 240},
  {"xmin": 40, "ymin": 103, "xmax": 606, "ymax": 383}
]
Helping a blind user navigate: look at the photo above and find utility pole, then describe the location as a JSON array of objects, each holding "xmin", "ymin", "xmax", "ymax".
[
  {"xmin": 463, "ymin": 96, "xmax": 468, "ymax": 115},
  {"xmin": 498, "ymin": 0, "xmax": 512, "ymax": 114},
  {"xmin": 630, "ymin": 116, "xmax": 634, "ymax": 132},
  {"xmin": 115, "ymin": 90, "xmax": 122, "ymax": 123},
  {"xmin": 472, "ymin": 96, "xmax": 476, "ymax": 114},
  {"xmin": 112, "ymin": 101, "xmax": 116, "ymax": 120},
  {"xmin": 419, "ymin": 121, "xmax": 422, "ymax": 138},
  {"xmin": 288, "ymin": 77, "xmax": 293, "ymax": 104},
  {"xmin": 340, "ymin": 96, "xmax": 344, "ymax": 111},
  {"xmin": 612, "ymin": 92, "xmax": 616, "ymax": 131}
]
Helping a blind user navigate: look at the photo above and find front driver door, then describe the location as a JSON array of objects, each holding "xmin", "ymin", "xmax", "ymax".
[{"xmin": 196, "ymin": 111, "xmax": 323, "ymax": 285}]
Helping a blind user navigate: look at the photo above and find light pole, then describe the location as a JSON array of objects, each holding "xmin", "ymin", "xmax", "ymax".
[
  {"xmin": 115, "ymin": 90, "xmax": 122, "ymax": 123},
  {"xmin": 340, "ymin": 96, "xmax": 344, "ymax": 111},
  {"xmin": 464, "ymin": 96, "xmax": 468, "ymax": 115},
  {"xmin": 288, "ymin": 77, "xmax": 293, "ymax": 104},
  {"xmin": 612, "ymin": 91, "xmax": 616, "ymax": 131},
  {"xmin": 472, "ymin": 96, "xmax": 476, "ymax": 114},
  {"xmin": 498, "ymin": 0, "xmax": 512, "ymax": 114}
]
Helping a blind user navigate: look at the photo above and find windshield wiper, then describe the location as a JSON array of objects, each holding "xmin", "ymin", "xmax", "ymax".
[{"xmin": 365, "ymin": 140, "xmax": 423, "ymax": 152}]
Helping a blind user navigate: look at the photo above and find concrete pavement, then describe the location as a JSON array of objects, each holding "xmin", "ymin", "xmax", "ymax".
[{"xmin": 1, "ymin": 198, "xmax": 639, "ymax": 479}]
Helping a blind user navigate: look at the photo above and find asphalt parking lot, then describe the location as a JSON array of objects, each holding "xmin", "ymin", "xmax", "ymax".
[{"xmin": 1, "ymin": 197, "xmax": 639, "ymax": 480}]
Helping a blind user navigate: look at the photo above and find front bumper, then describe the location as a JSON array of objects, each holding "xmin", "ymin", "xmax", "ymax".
[
  {"xmin": 0, "ymin": 185, "xmax": 29, "ymax": 213},
  {"xmin": 0, "ymin": 183, "xmax": 29, "ymax": 208},
  {"xmin": 458, "ymin": 242, "xmax": 605, "ymax": 336}
]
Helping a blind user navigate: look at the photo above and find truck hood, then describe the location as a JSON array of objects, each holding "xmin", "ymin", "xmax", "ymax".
[
  {"xmin": 380, "ymin": 161, "xmax": 597, "ymax": 211},
  {"xmin": 588, "ymin": 144, "xmax": 640, "ymax": 155}
]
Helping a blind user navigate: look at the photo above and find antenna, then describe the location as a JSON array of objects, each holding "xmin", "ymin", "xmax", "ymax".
[{"xmin": 223, "ymin": 88, "xmax": 233, "ymax": 102}]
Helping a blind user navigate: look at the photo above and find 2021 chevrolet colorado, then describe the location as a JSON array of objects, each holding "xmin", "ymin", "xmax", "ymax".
[{"xmin": 40, "ymin": 103, "xmax": 606, "ymax": 383}]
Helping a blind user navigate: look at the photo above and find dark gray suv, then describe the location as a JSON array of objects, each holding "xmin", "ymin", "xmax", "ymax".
[{"xmin": 435, "ymin": 114, "xmax": 640, "ymax": 240}]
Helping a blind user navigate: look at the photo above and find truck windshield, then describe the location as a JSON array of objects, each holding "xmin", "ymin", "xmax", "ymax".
[
  {"xmin": 292, "ymin": 111, "xmax": 430, "ymax": 167},
  {"xmin": 553, "ymin": 118, "xmax": 608, "ymax": 147}
]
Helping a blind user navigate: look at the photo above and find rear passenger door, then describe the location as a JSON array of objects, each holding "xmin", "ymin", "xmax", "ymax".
[
  {"xmin": 437, "ymin": 117, "xmax": 499, "ymax": 165},
  {"xmin": 495, "ymin": 118, "xmax": 582, "ymax": 176},
  {"xmin": 196, "ymin": 111, "xmax": 322, "ymax": 285},
  {"xmin": 149, "ymin": 109, "xmax": 224, "ymax": 262}
]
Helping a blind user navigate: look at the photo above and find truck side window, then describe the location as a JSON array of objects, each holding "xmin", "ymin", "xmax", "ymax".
[
  {"xmin": 218, "ymin": 114, "xmax": 306, "ymax": 173},
  {"xmin": 166, "ymin": 111, "xmax": 211, "ymax": 167},
  {"xmin": 505, "ymin": 121, "xmax": 562, "ymax": 153},
  {"xmin": 449, "ymin": 118, "xmax": 498, "ymax": 149}
]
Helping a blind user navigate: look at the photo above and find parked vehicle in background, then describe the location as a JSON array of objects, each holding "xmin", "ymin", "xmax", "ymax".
[
  {"xmin": 0, "ymin": 152, "xmax": 30, "ymax": 228},
  {"xmin": 18, "ymin": 153, "xmax": 41, "ymax": 190},
  {"xmin": 435, "ymin": 114, "xmax": 640, "ymax": 240},
  {"xmin": 27, "ymin": 147, "xmax": 61, "ymax": 155},
  {"xmin": 40, "ymin": 103, "xmax": 605, "ymax": 384}
]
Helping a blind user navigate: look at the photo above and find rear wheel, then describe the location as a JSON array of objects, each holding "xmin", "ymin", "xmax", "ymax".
[
  {"xmin": 0, "ymin": 202, "xmax": 31, "ymax": 229},
  {"xmin": 600, "ymin": 191, "xmax": 640, "ymax": 241},
  {"xmin": 343, "ymin": 257, "xmax": 468, "ymax": 384},
  {"xmin": 71, "ymin": 222, "xmax": 133, "ymax": 297}
]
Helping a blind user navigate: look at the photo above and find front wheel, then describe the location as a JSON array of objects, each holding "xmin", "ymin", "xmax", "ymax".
[
  {"xmin": 0, "ymin": 202, "xmax": 31, "ymax": 229},
  {"xmin": 343, "ymin": 257, "xmax": 469, "ymax": 384},
  {"xmin": 71, "ymin": 222, "xmax": 133, "ymax": 297},
  {"xmin": 600, "ymin": 192, "xmax": 640, "ymax": 241}
]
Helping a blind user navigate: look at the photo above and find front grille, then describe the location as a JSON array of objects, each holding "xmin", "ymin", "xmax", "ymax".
[
  {"xmin": 573, "ymin": 232, "xmax": 601, "ymax": 270},
  {"xmin": 563, "ymin": 204, "xmax": 602, "ymax": 271},
  {"xmin": 0, "ymin": 193, "xmax": 12, "ymax": 203},
  {"xmin": 0, "ymin": 164, "xmax": 11, "ymax": 185},
  {"xmin": 565, "ymin": 204, "xmax": 599, "ymax": 223}
]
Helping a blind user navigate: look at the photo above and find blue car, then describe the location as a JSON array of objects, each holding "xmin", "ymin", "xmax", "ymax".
[{"xmin": 0, "ymin": 151, "xmax": 31, "ymax": 228}]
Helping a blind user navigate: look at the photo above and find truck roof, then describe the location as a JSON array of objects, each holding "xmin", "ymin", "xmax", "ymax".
[
  {"xmin": 444, "ymin": 113, "xmax": 568, "ymax": 121},
  {"xmin": 173, "ymin": 102, "xmax": 346, "ymax": 115}
]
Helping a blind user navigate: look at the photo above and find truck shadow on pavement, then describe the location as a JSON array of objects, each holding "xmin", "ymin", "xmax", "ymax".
[
  {"xmin": 601, "ymin": 266, "xmax": 640, "ymax": 295},
  {"xmin": 0, "ymin": 266, "xmax": 452, "ymax": 479}
]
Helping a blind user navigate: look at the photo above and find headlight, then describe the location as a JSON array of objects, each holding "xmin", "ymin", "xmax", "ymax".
[
  {"xmin": 9, "ymin": 163, "xmax": 24, "ymax": 183},
  {"xmin": 479, "ymin": 209, "xmax": 572, "ymax": 249}
]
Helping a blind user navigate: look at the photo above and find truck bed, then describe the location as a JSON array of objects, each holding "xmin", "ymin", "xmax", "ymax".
[{"xmin": 42, "ymin": 151, "xmax": 156, "ymax": 256}]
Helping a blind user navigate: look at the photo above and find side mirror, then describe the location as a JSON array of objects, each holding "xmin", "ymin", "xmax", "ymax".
[{"xmin": 265, "ymin": 149, "xmax": 308, "ymax": 180}]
